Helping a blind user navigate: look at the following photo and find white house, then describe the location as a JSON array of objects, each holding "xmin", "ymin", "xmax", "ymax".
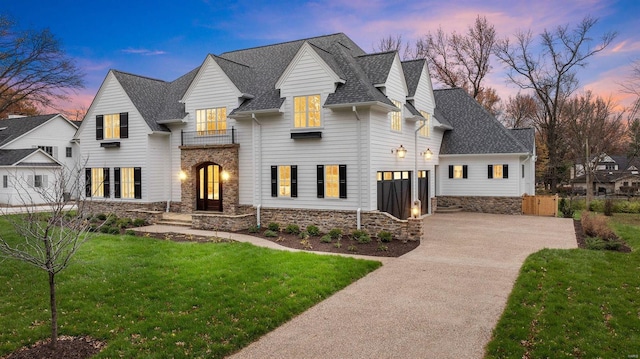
[
  {"xmin": 75, "ymin": 33, "xmax": 535, "ymax": 240},
  {"xmin": 0, "ymin": 114, "xmax": 79, "ymax": 205}
]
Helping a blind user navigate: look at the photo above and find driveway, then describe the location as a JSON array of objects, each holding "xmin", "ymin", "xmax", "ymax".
[{"xmin": 227, "ymin": 212, "xmax": 577, "ymax": 359}]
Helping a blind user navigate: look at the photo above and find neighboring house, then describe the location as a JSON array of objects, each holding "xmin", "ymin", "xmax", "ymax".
[
  {"xmin": 572, "ymin": 154, "xmax": 640, "ymax": 195},
  {"xmin": 0, "ymin": 114, "xmax": 79, "ymax": 205},
  {"xmin": 75, "ymin": 33, "xmax": 535, "ymax": 240}
]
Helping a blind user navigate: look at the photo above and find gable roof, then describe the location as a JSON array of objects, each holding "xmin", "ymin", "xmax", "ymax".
[
  {"xmin": 509, "ymin": 128, "xmax": 535, "ymax": 153},
  {"xmin": 0, "ymin": 148, "xmax": 60, "ymax": 166},
  {"xmin": 356, "ymin": 51, "xmax": 396, "ymax": 86},
  {"xmin": 434, "ymin": 88, "xmax": 531, "ymax": 155},
  {"xmin": 0, "ymin": 114, "xmax": 75, "ymax": 148},
  {"xmin": 401, "ymin": 59, "xmax": 426, "ymax": 98}
]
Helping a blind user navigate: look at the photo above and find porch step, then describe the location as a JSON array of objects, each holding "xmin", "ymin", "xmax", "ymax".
[
  {"xmin": 156, "ymin": 213, "xmax": 193, "ymax": 227},
  {"xmin": 436, "ymin": 206, "xmax": 464, "ymax": 213}
]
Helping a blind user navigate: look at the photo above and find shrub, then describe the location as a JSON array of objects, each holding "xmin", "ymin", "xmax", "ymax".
[
  {"xmin": 585, "ymin": 237, "xmax": 622, "ymax": 251},
  {"xmin": 306, "ymin": 225, "xmax": 320, "ymax": 236},
  {"xmin": 248, "ymin": 225, "xmax": 260, "ymax": 233},
  {"xmin": 96, "ymin": 213, "xmax": 107, "ymax": 221},
  {"xmin": 328, "ymin": 228, "xmax": 342, "ymax": 240},
  {"xmin": 124, "ymin": 229, "xmax": 136, "ymax": 236},
  {"xmin": 589, "ymin": 200, "xmax": 604, "ymax": 213},
  {"xmin": 581, "ymin": 212, "xmax": 616, "ymax": 241},
  {"xmin": 299, "ymin": 231, "xmax": 310, "ymax": 240},
  {"xmin": 132, "ymin": 218, "xmax": 146, "ymax": 227},
  {"xmin": 99, "ymin": 226, "xmax": 113, "ymax": 234},
  {"xmin": 320, "ymin": 234, "xmax": 332, "ymax": 243},
  {"xmin": 377, "ymin": 231, "xmax": 393, "ymax": 243},
  {"xmin": 116, "ymin": 218, "xmax": 132, "ymax": 229},
  {"xmin": 603, "ymin": 199, "xmax": 614, "ymax": 216},
  {"xmin": 264, "ymin": 229, "xmax": 278, "ymax": 238},
  {"xmin": 104, "ymin": 214, "xmax": 118, "ymax": 226},
  {"xmin": 267, "ymin": 222, "xmax": 280, "ymax": 231},
  {"xmin": 285, "ymin": 224, "xmax": 300, "ymax": 235},
  {"xmin": 333, "ymin": 242, "xmax": 342, "ymax": 249},
  {"xmin": 377, "ymin": 244, "xmax": 389, "ymax": 252},
  {"xmin": 347, "ymin": 244, "xmax": 357, "ymax": 252},
  {"xmin": 300, "ymin": 239, "xmax": 312, "ymax": 249},
  {"xmin": 352, "ymin": 230, "xmax": 371, "ymax": 243}
]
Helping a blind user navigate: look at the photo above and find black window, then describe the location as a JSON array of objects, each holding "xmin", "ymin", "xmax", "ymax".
[
  {"xmin": 2, "ymin": 175, "xmax": 7, "ymax": 188},
  {"xmin": 317, "ymin": 164, "xmax": 347, "ymax": 198},
  {"xmin": 38, "ymin": 146, "xmax": 53, "ymax": 156},
  {"xmin": 66, "ymin": 147, "xmax": 72, "ymax": 158}
]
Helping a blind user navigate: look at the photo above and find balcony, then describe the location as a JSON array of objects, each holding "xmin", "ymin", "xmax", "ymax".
[{"xmin": 181, "ymin": 127, "xmax": 236, "ymax": 146}]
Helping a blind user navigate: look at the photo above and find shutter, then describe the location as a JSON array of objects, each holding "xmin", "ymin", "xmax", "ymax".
[
  {"xmin": 503, "ymin": 164, "xmax": 509, "ymax": 179},
  {"xmin": 488, "ymin": 165, "xmax": 493, "ymax": 179},
  {"xmin": 27, "ymin": 175, "xmax": 34, "ymax": 187},
  {"xmin": 522, "ymin": 164, "xmax": 525, "ymax": 178},
  {"xmin": 96, "ymin": 115, "xmax": 104, "ymax": 140},
  {"xmin": 291, "ymin": 165, "xmax": 297, "ymax": 198},
  {"xmin": 339, "ymin": 165, "xmax": 347, "ymax": 198},
  {"xmin": 271, "ymin": 166, "xmax": 277, "ymax": 197},
  {"xmin": 317, "ymin": 165, "xmax": 324, "ymax": 198},
  {"xmin": 134, "ymin": 167, "xmax": 142, "ymax": 199},
  {"xmin": 120, "ymin": 112, "xmax": 129, "ymax": 139},
  {"xmin": 114, "ymin": 168, "xmax": 121, "ymax": 198},
  {"xmin": 85, "ymin": 168, "xmax": 91, "ymax": 197},
  {"xmin": 448, "ymin": 165, "xmax": 454, "ymax": 179},
  {"xmin": 462, "ymin": 165, "xmax": 468, "ymax": 179},
  {"xmin": 42, "ymin": 175, "xmax": 48, "ymax": 188},
  {"xmin": 103, "ymin": 168, "xmax": 110, "ymax": 198}
]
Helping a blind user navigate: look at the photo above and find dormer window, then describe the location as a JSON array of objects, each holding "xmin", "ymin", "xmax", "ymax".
[
  {"xmin": 419, "ymin": 111, "xmax": 430, "ymax": 137},
  {"xmin": 294, "ymin": 95, "xmax": 321, "ymax": 128},
  {"xmin": 196, "ymin": 107, "xmax": 227, "ymax": 135}
]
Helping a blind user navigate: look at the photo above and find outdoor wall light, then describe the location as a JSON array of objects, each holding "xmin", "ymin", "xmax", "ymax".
[
  {"xmin": 392, "ymin": 145, "xmax": 407, "ymax": 159},
  {"xmin": 411, "ymin": 205, "xmax": 420, "ymax": 218},
  {"xmin": 420, "ymin": 148, "xmax": 433, "ymax": 160},
  {"xmin": 178, "ymin": 170, "xmax": 187, "ymax": 181},
  {"xmin": 221, "ymin": 170, "xmax": 230, "ymax": 182}
]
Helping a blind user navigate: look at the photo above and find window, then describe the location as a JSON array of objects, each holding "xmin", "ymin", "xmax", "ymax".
[
  {"xmin": 85, "ymin": 168, "xmax": 110, "ymax": 198},
  {"xmin": 294, "ymin": 95, "xmax": 321, "ymax": 128},
  {"xmin": 488, "ymin": 164, "xmax": 509, "ymax": 179},
  {"xmin": 317, "ymin": 165, "xmax": 346, "ymax": 198},
  {"xmin": 448, "ymin": 165, "xmax": 468, "ymax": 179},
  {"xmin": 34, "ymin": 175, "xmax": 43, "ymax": 188},
  {"xmin": 419, "ymin": 111, "xmax": 430, "ymax": 137},
  {"xmin": 114, "ymin": 167, "xmax": 142, "ymax": 199},
  {"xmin": 605, "ymin": 164, "xmax": 616, "ymax": 170},
  {"xmin": 96, "ymin": 113, "xmax": 128, "ymax": 140},
  {"xmin": 196, "ymin": 107, "xmax": 227, "ymax": 135},
  {"xmin": 38, "ymin": 146, "xmax": 53, "ymax": 156},
  {"xmin": 271, "ymin": 165, "xmax": 297, "ymax": 197},
  {"xmin": 66, "ymin": 147, "xmax": 72, "ymax": 158},
  {"xmin": 2, "ymin": 175, "xmax": 7, "ymax": 188},
  {"xmin": 390, "ymin": 100, "xmax": 402, "ymax": 132}
]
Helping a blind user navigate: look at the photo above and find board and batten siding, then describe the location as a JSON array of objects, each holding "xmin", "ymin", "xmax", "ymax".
[
  {"xmin": 438, "ymin": 155, "xmax": 523, "ymax": 197},
  {"xmin": 77, "ymin": 73, "xmax": 156, "ymax": 202}
]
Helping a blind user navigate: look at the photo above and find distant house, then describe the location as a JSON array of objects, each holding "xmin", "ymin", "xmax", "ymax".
[
  {"xmin": 572, "ymin": 154, "xmax": 640, "ymax": 195},
  {"xmin": 0, "ymin": 114, "xmax": 79, "ymax": 205},
  {"xmin": 75, "ymin": 33, "xmax": 535, "ymax": 240}
]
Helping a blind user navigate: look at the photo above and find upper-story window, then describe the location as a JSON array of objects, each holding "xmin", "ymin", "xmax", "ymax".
[
  {"xmin": 390, "ymin": 100, "xmax": 402, "ymax": 132},
  {"xmin": 294, "ymin": 95, "xmax": 321, "ymax": 128},
  {"xmin": 196, "ymin": 107, "xmax": 227, "ymax": 135},
  {"xmin": 38, "ymin": 146, "xmax": 54, "ymax": 157},
  {"xmin": 419, "ymin": 111, "xmax": 430, "ymax": 137},
  {"xmin": 96, "ymin": 113, "xmax": 128, "ymax": 140}
]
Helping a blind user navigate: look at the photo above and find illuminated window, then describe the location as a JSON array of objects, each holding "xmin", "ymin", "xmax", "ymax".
[
  {"xmin": 390, "ymin": 100, "xmax": 402, "ymax": 132},
  {"xmin": 294, "ymin": 95, "xmax": 321, "ymax": 128},
  {"xmin": 196, "ymin": 107, "xmax": 227, "ymax": 135},
  {"xmin": 91, "ymin": 168, "xmax": 105, "ymax": 197},
  {"xmin": 278, "ymin": 165, "xmax": 291, "ymax": 197},
  {"xmin": 449, "ymin": 165, "xmax": 467, "ymax": 179},
  {"xmin": 325, "ymin": 165, "xmax": 339, "ymax": 198},
  {"xmin": 318, "ymin": 165, "xmax": 346, "ymax": 198},
  {"xmin": 453, "ymin": 165, "xmax": 463, "ymax": 179},
  {"xmin": 418, "ymin": 111, "xmax": 430, "ymax": 137},
  {"xmin": 120, "ymin": 168, "xmax": 135, "ymax": 198},
  {"xmin": 488, "ymin": 164, "xmax": 509, "ymax": 179},
  {"xmin": 104, "ymin": 113, "xmax": 121, "ymax": 139}
]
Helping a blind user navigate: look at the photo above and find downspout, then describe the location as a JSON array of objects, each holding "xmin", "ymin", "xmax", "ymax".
[
  {"xmin": 166, "ymin": 131, "xmax": 172, "ymax": 212},
  {"xmin": 352, "ymin": 106, "xmax": 362, "ymax": 230},
  {"xmin": 252, "ymin": 113, "xmax": 262, "ymax": 228},
  {"xmin": 414, "ymin": 118, "xmax": 427, "ymax": 215}
]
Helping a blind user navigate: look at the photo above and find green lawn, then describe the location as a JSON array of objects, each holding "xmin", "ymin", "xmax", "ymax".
[
  {"xmin": 0, "ymin": 222, "xmax": 381, "ymax": 358},
  {"xmin": 486, "ymin": 213, "xmax": 640, "ymax": 358}
]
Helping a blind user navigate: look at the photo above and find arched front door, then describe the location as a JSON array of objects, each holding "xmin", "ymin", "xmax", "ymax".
[{"xmin": 196, "ymin": 163, "xmax": 222, "ymax": 211}]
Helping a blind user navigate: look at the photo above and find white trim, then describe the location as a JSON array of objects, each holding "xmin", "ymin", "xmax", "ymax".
[
  {"xmin": 275, "ymin": 42, "xmax": 343, "ymax": 89},
  {"xmin": 180, "ymin": 55, "xmax": 242, "ymax": 103}
]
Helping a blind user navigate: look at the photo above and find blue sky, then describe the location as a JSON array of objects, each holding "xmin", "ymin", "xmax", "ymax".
[{"xmin": 4, "ymin": 0, "xmax": 640, "ymax": 113}]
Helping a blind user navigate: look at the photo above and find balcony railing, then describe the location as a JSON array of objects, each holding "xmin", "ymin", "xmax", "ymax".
[{"xmin": 181, "ymin": 127, "xmax": 236, "ymax": 146}]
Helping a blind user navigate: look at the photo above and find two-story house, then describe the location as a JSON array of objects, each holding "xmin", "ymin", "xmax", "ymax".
[{"xmin": 76, "ymin": 33, "xmax": 535, "ymax": 240}]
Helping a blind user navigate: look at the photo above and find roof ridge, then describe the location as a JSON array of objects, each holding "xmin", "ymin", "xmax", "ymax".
[
  {"xmin": 112, "ymin": 69, "xmax": 168, "ymax": 83},
  {"xmin": 211, "ymin": 55, "xmax": 251, "ymax": 68},
  {"xmin": 358, "ymin": 50, "xmax": 396, "ymax": 58},
  {"xmin": 401, "ymin": 59, "xmax": 426, "ymax": 63},
  {"xmin": 220, "ymin": 32, "xmax": 348, "ymax": 55}
]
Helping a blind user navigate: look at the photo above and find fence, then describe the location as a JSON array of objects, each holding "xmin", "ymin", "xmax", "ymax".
[{"xmin": 522, "ymin": 194, "xmax": 558, "ymax": 216}]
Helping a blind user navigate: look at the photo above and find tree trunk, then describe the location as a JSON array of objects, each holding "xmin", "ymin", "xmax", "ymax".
[{"xmin": 49, "ymin": 271, "xmax": 58, "ymax": 349}]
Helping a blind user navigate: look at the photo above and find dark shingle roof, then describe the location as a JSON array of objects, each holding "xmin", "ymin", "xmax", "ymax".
[
  {"xmin": 356, "ymin": 51, "xmax": 396, "ymax": 85},
  {"xmin": 401, "ymin": 59, "xmax": 426, "ymax": 98},
  {"xmin": 434, "ymin": 88, "xmax": 531, "ymax": 155},
  {"xmin": 0, "ymin": 148, "xmax": 41, "ymax": 165},
  {"xmin": 0, "ymin": 114, "xmax": 58, "ymax": 147},
  {"xmin": 509, "ymin": 128, "xmax": 535, "ymax": 153}
]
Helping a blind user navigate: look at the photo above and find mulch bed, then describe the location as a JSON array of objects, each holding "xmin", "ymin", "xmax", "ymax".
[
  {"xmin": 1, "ymin": 336, "xmax": 105, "ymax": 359},
  {"xmin": 573, "ymin": 219, "xmax": 632, "ymax": 253}
]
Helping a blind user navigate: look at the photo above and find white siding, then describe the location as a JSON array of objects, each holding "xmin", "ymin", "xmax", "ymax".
[
  {"xmin": 439, "ymin": 154, "xmax": 523, "ymax": 196},
  {"xmin": 146, "ymin": 133, "xmax": 171, "ymax": 202},
  {"xmin": 278, "ymin": 45, "xmax": 337, "ymax": 98},
  {"xmin": 0, "ymin": 167, "xmax": 61, "ymax": 205},
  {"xmin": 168, "ymin": 123, "xmax": 186, "ymax": 202}
]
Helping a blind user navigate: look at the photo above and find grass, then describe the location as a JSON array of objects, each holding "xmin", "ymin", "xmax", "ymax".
[
  {"xmin": 0, "ymin": 220, "xmax": 381, "ymax": 358},
  {"xmin": 485, "ymin": 213, "xmax": 640, "ymax": 358}
]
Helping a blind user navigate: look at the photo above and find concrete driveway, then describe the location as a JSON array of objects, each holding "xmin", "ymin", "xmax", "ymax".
[{"xmin": 228, "ymin": 212, "xmax": 577, "ymax": 359}]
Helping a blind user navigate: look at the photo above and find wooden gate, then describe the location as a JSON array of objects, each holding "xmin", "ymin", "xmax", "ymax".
[{"xmin": 522, "ymin": 195, "xmax": 558, "ymax": 216}]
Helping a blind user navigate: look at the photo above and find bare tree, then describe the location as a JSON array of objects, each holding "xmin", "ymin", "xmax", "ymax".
[
  {"xmin": 502, "ymin": 93, "xmax": 540, "ymax": 128},
  {"xmin": 563, "ymin": 92, "xmax": 625, "ymax": 206},
  {"xmin": 372, "ymin": 34, "xmax": 415, "ymax": 59},
  {"xmin": 494, "ymin": 16, "xmax": 617, "ymax": 192},
  {"xmin": 0, "ymin": 15, "xmax": 84, "ymax": 114},
  {"xmin": 0, "ymin": 163, "xmax": 92, "ymax": 349}
]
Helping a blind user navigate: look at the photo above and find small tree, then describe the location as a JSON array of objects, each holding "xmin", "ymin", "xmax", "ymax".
[{"xmin": 0, "ymin": 164, "xmax": 92, "ymax": 349}]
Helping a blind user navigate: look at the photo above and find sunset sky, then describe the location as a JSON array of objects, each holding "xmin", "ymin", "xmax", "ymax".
[{"xmin": 5, "ymin": 0, "xmax": 640, "ymax": 116}]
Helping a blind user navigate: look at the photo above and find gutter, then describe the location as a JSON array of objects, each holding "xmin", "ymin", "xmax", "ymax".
[{"xmin": 352, "ymin": 106, "xmax": 363, "ymax": 230}]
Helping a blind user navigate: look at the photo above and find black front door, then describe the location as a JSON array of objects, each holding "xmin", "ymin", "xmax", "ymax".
[{"xmin": 196, "ymin": 163, "xmax": 222, "ymax": 211}]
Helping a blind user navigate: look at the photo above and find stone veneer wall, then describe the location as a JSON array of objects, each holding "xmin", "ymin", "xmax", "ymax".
[
  {"xmin": 180, "ymin": 144, "xmax": 240, "ymax": 214},
  {"xmin": 192, "ymin": 213, "xmax": 256, "ymax": 232},
  {"xmin": 83, "ymin": 201, "xmax": 165, "ymax": 223},
  {"xmin": 437, "ymin": 196, "xmax": 522, "ymax": 215}
]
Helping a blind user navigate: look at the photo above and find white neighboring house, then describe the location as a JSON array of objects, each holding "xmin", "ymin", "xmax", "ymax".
[
  {"xmin": 75, "ymin": 33, "xmax": 535, "ymax": 240},
  {"xmin": 0, "ymin": 114, "xmax": 79, "ymax": 206}
]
